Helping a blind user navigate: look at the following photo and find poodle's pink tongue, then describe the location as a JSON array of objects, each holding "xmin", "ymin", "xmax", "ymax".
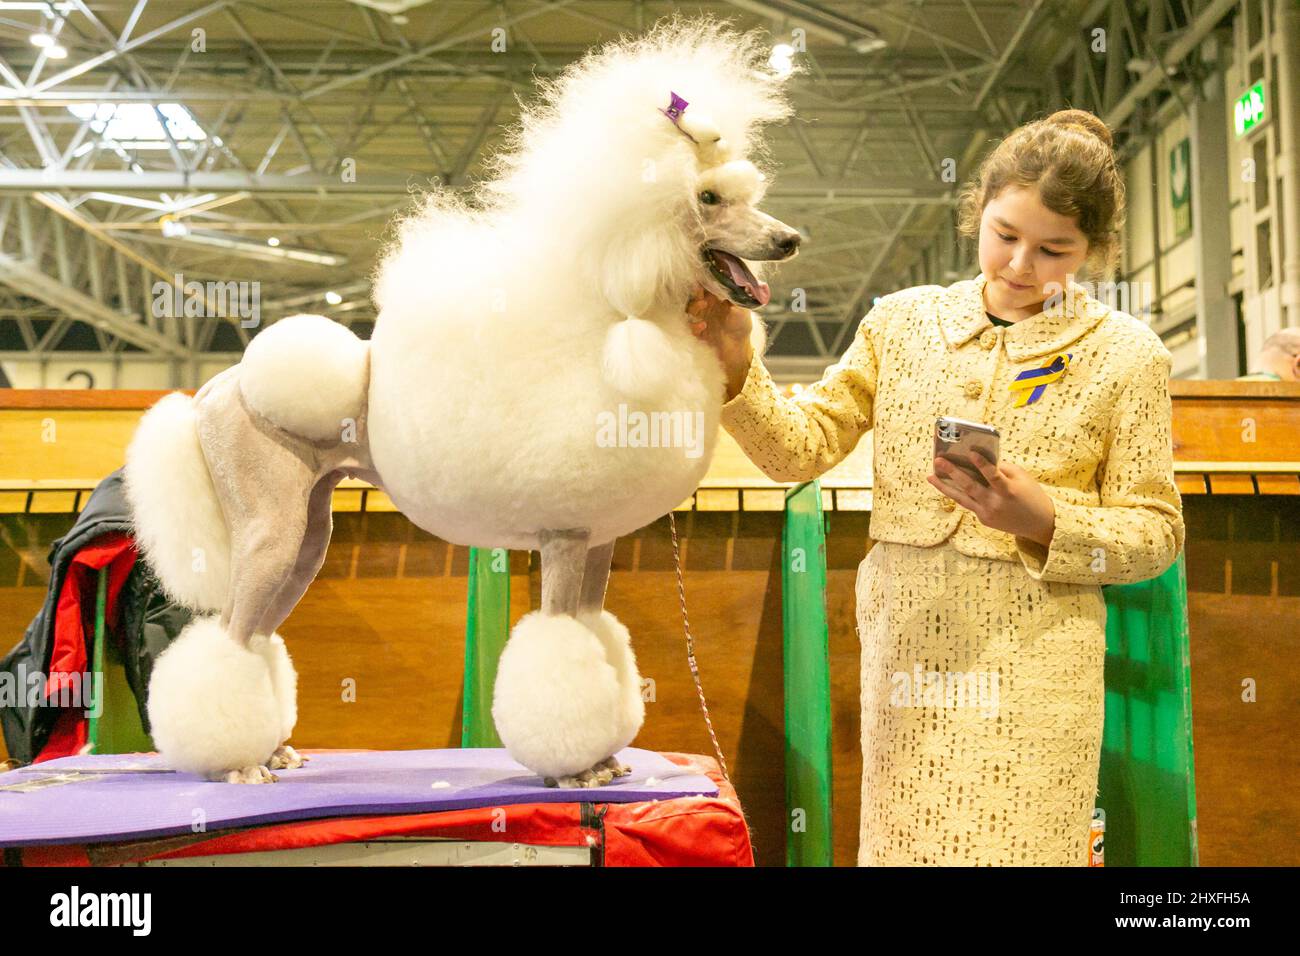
[{"xmin": 715, "ymin": 251, "xmax": 771, "ymax": 306}]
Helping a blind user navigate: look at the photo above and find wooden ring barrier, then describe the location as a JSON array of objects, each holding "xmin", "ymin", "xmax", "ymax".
[{"xmin": 2, "ymin": 382, "xmax": 1299, "ymax": 516}]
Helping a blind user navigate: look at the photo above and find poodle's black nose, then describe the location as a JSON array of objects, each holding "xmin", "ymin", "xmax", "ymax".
[{"xmin": 775, "ymin": 231, "xmax": 801, "ymax": 257}]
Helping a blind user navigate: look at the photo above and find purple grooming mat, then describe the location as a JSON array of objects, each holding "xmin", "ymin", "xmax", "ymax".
[{"xmin": 0, "ymin": 747, "xmax": 718, "ymax": 847}]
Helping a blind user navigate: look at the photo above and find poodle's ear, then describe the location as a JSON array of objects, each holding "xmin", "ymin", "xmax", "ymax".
[{"xmin": 598, "ymin": 227, "xmax": 690, "ymax": 320}]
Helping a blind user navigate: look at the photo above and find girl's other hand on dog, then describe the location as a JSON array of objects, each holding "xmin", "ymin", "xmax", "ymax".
[{"xmin": 687, "ymin": 286, "xmax": 753, "ymax": 401}]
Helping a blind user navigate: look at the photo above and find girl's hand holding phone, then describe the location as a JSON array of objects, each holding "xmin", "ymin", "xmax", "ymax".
[{"xmin": 928, "ymin": 450, "xmax": 1057, "ymax": 548}]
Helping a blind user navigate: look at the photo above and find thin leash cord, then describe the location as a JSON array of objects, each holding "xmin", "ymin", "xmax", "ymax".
[{"xmin": 667, "ymin": 511, "xmax": 731, "ymax": 785}]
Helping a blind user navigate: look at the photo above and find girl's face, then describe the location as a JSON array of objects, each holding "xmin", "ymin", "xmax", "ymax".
[{"xmin": 978, "ymin": 185, "xmax": 1089, "ymax": 320}]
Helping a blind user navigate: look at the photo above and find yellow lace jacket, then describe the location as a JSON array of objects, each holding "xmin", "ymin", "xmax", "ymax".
[{"xmin": 720, "ymin": 274, "xmax": 1186, "ymax": 587}]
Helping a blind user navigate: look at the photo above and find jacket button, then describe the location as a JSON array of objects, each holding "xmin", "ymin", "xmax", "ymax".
[
  {"xmin": 980, "ymin": 329, "xmax": 997, "ymax": 350},
  {"xmin": 940, "ymin": 497, "xmax": 957, "ymax": 512},
  {"xmin": 964, "ymin": 379, "xmax": 983, "ymax": 398}
]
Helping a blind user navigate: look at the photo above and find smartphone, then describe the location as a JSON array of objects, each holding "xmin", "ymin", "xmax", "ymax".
[{"xmin": 934, "ymin": 416, "xmax": 1000, "ymax": 487}]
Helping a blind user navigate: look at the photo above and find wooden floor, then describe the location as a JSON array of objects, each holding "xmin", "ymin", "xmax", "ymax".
[{"xmin": 2, "ymin": 498, "xmax": 1296, "ymax": 866}]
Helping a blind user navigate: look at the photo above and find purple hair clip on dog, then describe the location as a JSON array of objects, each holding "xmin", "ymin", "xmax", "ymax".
[
  {"xmin": 661, "ymin": 90, "xmax": 731, "ymax": 165},
  {"xmin": 661, "ymin": 91, "xmax": 691, "ymax": 128}
]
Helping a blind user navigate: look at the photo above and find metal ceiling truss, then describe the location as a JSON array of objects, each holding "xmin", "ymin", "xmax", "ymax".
[{"xmin": 0, "ymin": 0, "xmax": 1240, "ymax": 378}]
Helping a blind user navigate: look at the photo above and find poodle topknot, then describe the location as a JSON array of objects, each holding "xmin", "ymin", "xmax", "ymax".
[{"xmin": 372, "ymin": 15, "xmax": 799, "ymax": 324}]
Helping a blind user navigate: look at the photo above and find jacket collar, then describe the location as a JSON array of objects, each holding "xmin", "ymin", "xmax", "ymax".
[{"xmin": 936, "ymin": 273, "xmax": 1110, "ymax": 362}]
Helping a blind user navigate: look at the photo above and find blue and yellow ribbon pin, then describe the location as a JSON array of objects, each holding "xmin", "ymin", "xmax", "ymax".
[{"xmin": 1008, "ymin": 352, "xmax": 1072, "ymax": 407}]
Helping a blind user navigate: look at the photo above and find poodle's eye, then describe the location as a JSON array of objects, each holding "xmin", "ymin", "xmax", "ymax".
[{"xmin": 698, "ymin": 190, "xmax": 720, "ymax": 206}]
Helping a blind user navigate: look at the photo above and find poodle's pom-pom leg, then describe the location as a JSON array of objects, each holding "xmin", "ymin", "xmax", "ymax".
[
  {"xmin": 147, "ymin": 617, "xmax": 282, "ymax": 783},
  {"xmin": 578, "ymin": 609, "xmax": 644, "ymax": 776},
  {"xmin": 491, "ymin": 611, "xmax": 624, "ymax": 785}
]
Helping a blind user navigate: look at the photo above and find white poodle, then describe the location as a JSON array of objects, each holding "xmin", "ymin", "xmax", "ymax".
[{"xmin": 125, "ymin": 16, "xmax": 800, "ymax": 786}]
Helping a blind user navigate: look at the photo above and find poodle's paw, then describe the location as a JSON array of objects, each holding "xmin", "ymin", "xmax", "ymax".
[
  {"xmin": 492, "ymin": 611, "xmax": 625, "ymax": 783},
  {"xmin": 598, "ymin": 754, "xmax": 632, "ymax": 778},
  {"xmin": 543, "ymin": 754, "xmax": 630, "ymax": 788},
  {"xmin": 147, "ymin": 617, "xmax": 282, "ymax": 779},
  {"xmin": 212, "ymin": 765, "xmax": 279, "ymax": 784},
  {"xmin": 545, "ymin": 763, "xmax": 615, "ymax": 789},
  {"xmin": 266, "ymin": 744, "xmax": 307, "ymax": 771}
]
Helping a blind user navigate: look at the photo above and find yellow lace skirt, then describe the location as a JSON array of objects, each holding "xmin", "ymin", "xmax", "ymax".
[{"xmin": 856, "ymin": 540, "xmax": 1106, "ymax": 866}]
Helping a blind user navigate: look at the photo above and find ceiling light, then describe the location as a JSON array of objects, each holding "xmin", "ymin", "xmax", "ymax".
[
  {"xmin": 29, "ymin": 33, "xmax": 55, "ymax": 48},
  {"xmin": 851, "ymin": 36, "xmax": 887, "ymax": 54},
  {"xmin": 46, "ymin": 45, "xmax": 68, "ymax": 59},
  {"xmin": 66, "ymin": 102, "xmax": 207, "ymax": 148},
  {"xmin": 346, "ymin": 0, "xmax": 433, "ymax": 14},
  {"xmin": 160, "ymin": 217, "xmax": 190, "ymax": 238},
  {"xmin": 769, "ymin": 40, "xmax": 797, "ymax": 75},
  {"xmin": 325, "ymin": 290, "xmax": 343, "ymax": 305},
  {"xmin": 267, "ymin": 237, "xmax": 281, "ymax": 247}
]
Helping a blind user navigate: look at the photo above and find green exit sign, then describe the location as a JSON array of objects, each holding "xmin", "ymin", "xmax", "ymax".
[{"xmin": 1234, "ymin": 81, "xmax": 1266, "ymax": 138}]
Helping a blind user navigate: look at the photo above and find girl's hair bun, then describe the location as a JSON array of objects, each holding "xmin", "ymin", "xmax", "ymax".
[{"xmin": 1045, "ymin": 108, "xmax": 1114, "ymax": 149}]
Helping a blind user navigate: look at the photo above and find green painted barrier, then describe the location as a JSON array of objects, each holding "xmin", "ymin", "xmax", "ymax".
[
  {"xmin": 461, "ymin": 546, "xmax": 511, "ymax": 748},
  {"xmin": 782, "ymin": 481, "xmax": 834, "ymax": 867},
  {"xmin": 1097, "ymin": 551, "xmax": 1199, "ymax": 866},
  {"xmin": 87, "ymin": 566, "xmax": 153, "ymax": 754}
]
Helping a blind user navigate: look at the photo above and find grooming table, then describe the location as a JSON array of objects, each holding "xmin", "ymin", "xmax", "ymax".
[{"xmin": 0, "ymin": 748, "xmax": 752, "ymax": 867}]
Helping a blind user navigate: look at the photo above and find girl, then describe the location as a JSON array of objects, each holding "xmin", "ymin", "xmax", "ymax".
[{"xmin": 688, "ymin": 109, "xmax": 1185, "ymax": 866}]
